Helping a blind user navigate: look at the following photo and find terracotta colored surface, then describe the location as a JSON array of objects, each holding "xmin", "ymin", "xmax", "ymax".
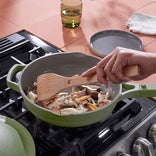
[{"xmin": 0, "ymin": 0, "xmax": 156, "ymax": 84}]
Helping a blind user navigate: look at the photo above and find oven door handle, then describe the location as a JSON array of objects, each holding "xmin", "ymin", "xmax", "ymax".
[{"xmin": 7, "ymin": 64, "xmax": 25, "ymax": 93}]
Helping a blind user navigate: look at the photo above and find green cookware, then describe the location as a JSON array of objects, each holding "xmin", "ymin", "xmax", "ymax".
[
  {"xmin": 0, "ymin": 115, "xmax": 35, "ymax": 156},
  {"xmin": 7, "ymin": 52, "xmax": 156, "ymax": 127}
]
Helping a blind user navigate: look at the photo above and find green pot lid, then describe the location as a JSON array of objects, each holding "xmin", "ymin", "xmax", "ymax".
[{"xmin": 0, "ymin": 115, "xmax": 35, "ymax": 156}]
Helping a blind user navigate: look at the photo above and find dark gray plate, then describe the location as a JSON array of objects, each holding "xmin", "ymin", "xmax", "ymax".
[{"xmin": 89, "ymin": 30, "xmax": 143, "ymax": 57}]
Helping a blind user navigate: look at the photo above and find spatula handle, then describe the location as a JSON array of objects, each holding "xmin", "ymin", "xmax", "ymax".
[
  {"xmin": 68, "ymin": 64, "xmax": 139, "ymax": 87},
  {"xmin": 123, "ymin": 64, "xmax": 139, "ymax": 77},
  {"xmin": 67, "ymin": 74, "xmax": 98, "ymax": 87}
]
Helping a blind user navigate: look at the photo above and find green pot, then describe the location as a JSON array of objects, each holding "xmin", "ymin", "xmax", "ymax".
[{"xmin": 7, "ymin": 52, "xmax": 156, "ymax": 127}]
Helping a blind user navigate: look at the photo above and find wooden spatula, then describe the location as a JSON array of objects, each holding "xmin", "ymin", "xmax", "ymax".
[{"xmin": 37, "ymin": 65, "xmax": 139, "ymax": 102}]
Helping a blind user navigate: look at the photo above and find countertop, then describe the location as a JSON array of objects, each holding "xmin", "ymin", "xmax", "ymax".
[{"xmin": 0, "ymin": 0, "xmax": 156, "ymax": 84}]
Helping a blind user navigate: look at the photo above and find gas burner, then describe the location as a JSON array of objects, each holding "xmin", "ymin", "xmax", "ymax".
[{"xmin": 0, "ymin": 30, "xmax": 156, "ymax": 156}]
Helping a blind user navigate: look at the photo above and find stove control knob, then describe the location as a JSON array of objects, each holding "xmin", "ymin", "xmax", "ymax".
[
  {"xmin": 132, "ymin": 137, "xmax": 155, "ymax": 156},
  {"xmin": 148, "ymin": 123, "xmax": 156, "ymax": 144},
  {"xmin": 118, "ymin": 152, "xmax": 132, "ymax": 156}
]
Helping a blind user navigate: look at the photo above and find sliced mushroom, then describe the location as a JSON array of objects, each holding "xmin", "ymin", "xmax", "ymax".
[
  {"xmin": 98, "ymin": 91, "xmax": 111, "ymax": 108},
  {"xmin": 27, "ymin": 91, "xmax": 37, "ymax": 102},
  {"xmin": 79, "ymin": 85, "xmax": 101, "ymax": 98}
]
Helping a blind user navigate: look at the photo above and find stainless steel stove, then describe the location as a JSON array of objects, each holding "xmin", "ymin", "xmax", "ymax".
[{"xmin": 0, "ymin": 30, "xmax": 156, "ymax": 156}]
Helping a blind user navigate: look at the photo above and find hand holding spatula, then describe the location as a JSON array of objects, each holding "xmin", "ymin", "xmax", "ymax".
[{"xmin": 37, "ymin": 65, "xmax": 139, "ymax": 102}]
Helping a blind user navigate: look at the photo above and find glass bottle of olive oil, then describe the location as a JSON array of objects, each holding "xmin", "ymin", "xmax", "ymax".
[{"xmin": 61, "ymin": 0, "xmax": 82, "ymax": 28}]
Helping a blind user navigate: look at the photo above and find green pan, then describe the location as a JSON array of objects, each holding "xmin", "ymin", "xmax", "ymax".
[
  {"xmin": 0, "ymin": 115, "xmax": 35, "ymax": 156},
  {"xmin": 7, "ymin": 52, "xmax": 156, "ymax": 127}
]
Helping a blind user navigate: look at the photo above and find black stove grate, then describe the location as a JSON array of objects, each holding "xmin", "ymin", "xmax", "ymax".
[{"xmin": 0, "ymin": 30, "xmax": 156, "ymax": 156}]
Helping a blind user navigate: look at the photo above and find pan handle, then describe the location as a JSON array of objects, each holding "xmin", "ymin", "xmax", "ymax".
[
  {"xmin": 120, "ymin": 83, "xmax": 156, "ymax": 100},
  {"xmin": 7, "ymin": 64, "xmax": 25, "ymax": 93}
]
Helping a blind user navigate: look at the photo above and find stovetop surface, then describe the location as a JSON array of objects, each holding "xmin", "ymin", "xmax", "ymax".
[{"xmin": 0, "ymin": 30, "xmax": 156, "ymax": 156}]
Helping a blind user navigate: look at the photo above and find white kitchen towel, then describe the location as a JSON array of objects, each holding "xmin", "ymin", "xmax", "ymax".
[{"xmin": 126, "ymin": 12, "xmax": 156, "ymax": 35}]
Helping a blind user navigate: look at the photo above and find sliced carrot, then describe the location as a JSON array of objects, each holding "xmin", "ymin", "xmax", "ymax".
[
  {"xmin": 87, "ymin": 103, "xmax": 98, "ymax": 111},
  {"xmin": 77, "ymin": 95, "xmax": 90, "ymax": 102}
]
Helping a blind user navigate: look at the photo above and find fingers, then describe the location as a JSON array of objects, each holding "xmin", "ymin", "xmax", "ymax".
[
  {"xmin": 96, "ymin": 61, "xmax": 108, "ymax": 87},
  {"xmin": 96, "ymin": 53, "xmax": 114, "ymax": 87},
  {"xmin": 82, "ymin": 47, "xmax": 138, "ymax": 86},
  {"xmin": 110, "ymin": 55, "xmax": 131, "ymax": 83},
  {"xmin": 111, "ymin": 61, "xmax": 131, "ymax": 82},
  {"xmin": 82, "ymin": 66, "xmax": 96, "ymax": 77},
  {"xmin": 102, "ymin": 48, "xmax": 123, "ymax": 84},
  {"xmin": 82, "ymin": 64, "xmax": 108, "ymax": 87},
  {"xmin": 103, "ymin": 47, "xmax": 132, "ymax": 84},
  {"xmin": 104, "ymin": 51, "xmax": 120, "ymax": 83}
]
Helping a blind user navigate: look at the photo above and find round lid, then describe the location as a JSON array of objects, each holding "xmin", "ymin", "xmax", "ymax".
[
  {"xmin": 89, "ymin": 30, "xmax": 143, "ymax": 57},
  {"xmin": 0, "ymin": 115, "xmax": 35, "ymax": 156}
]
